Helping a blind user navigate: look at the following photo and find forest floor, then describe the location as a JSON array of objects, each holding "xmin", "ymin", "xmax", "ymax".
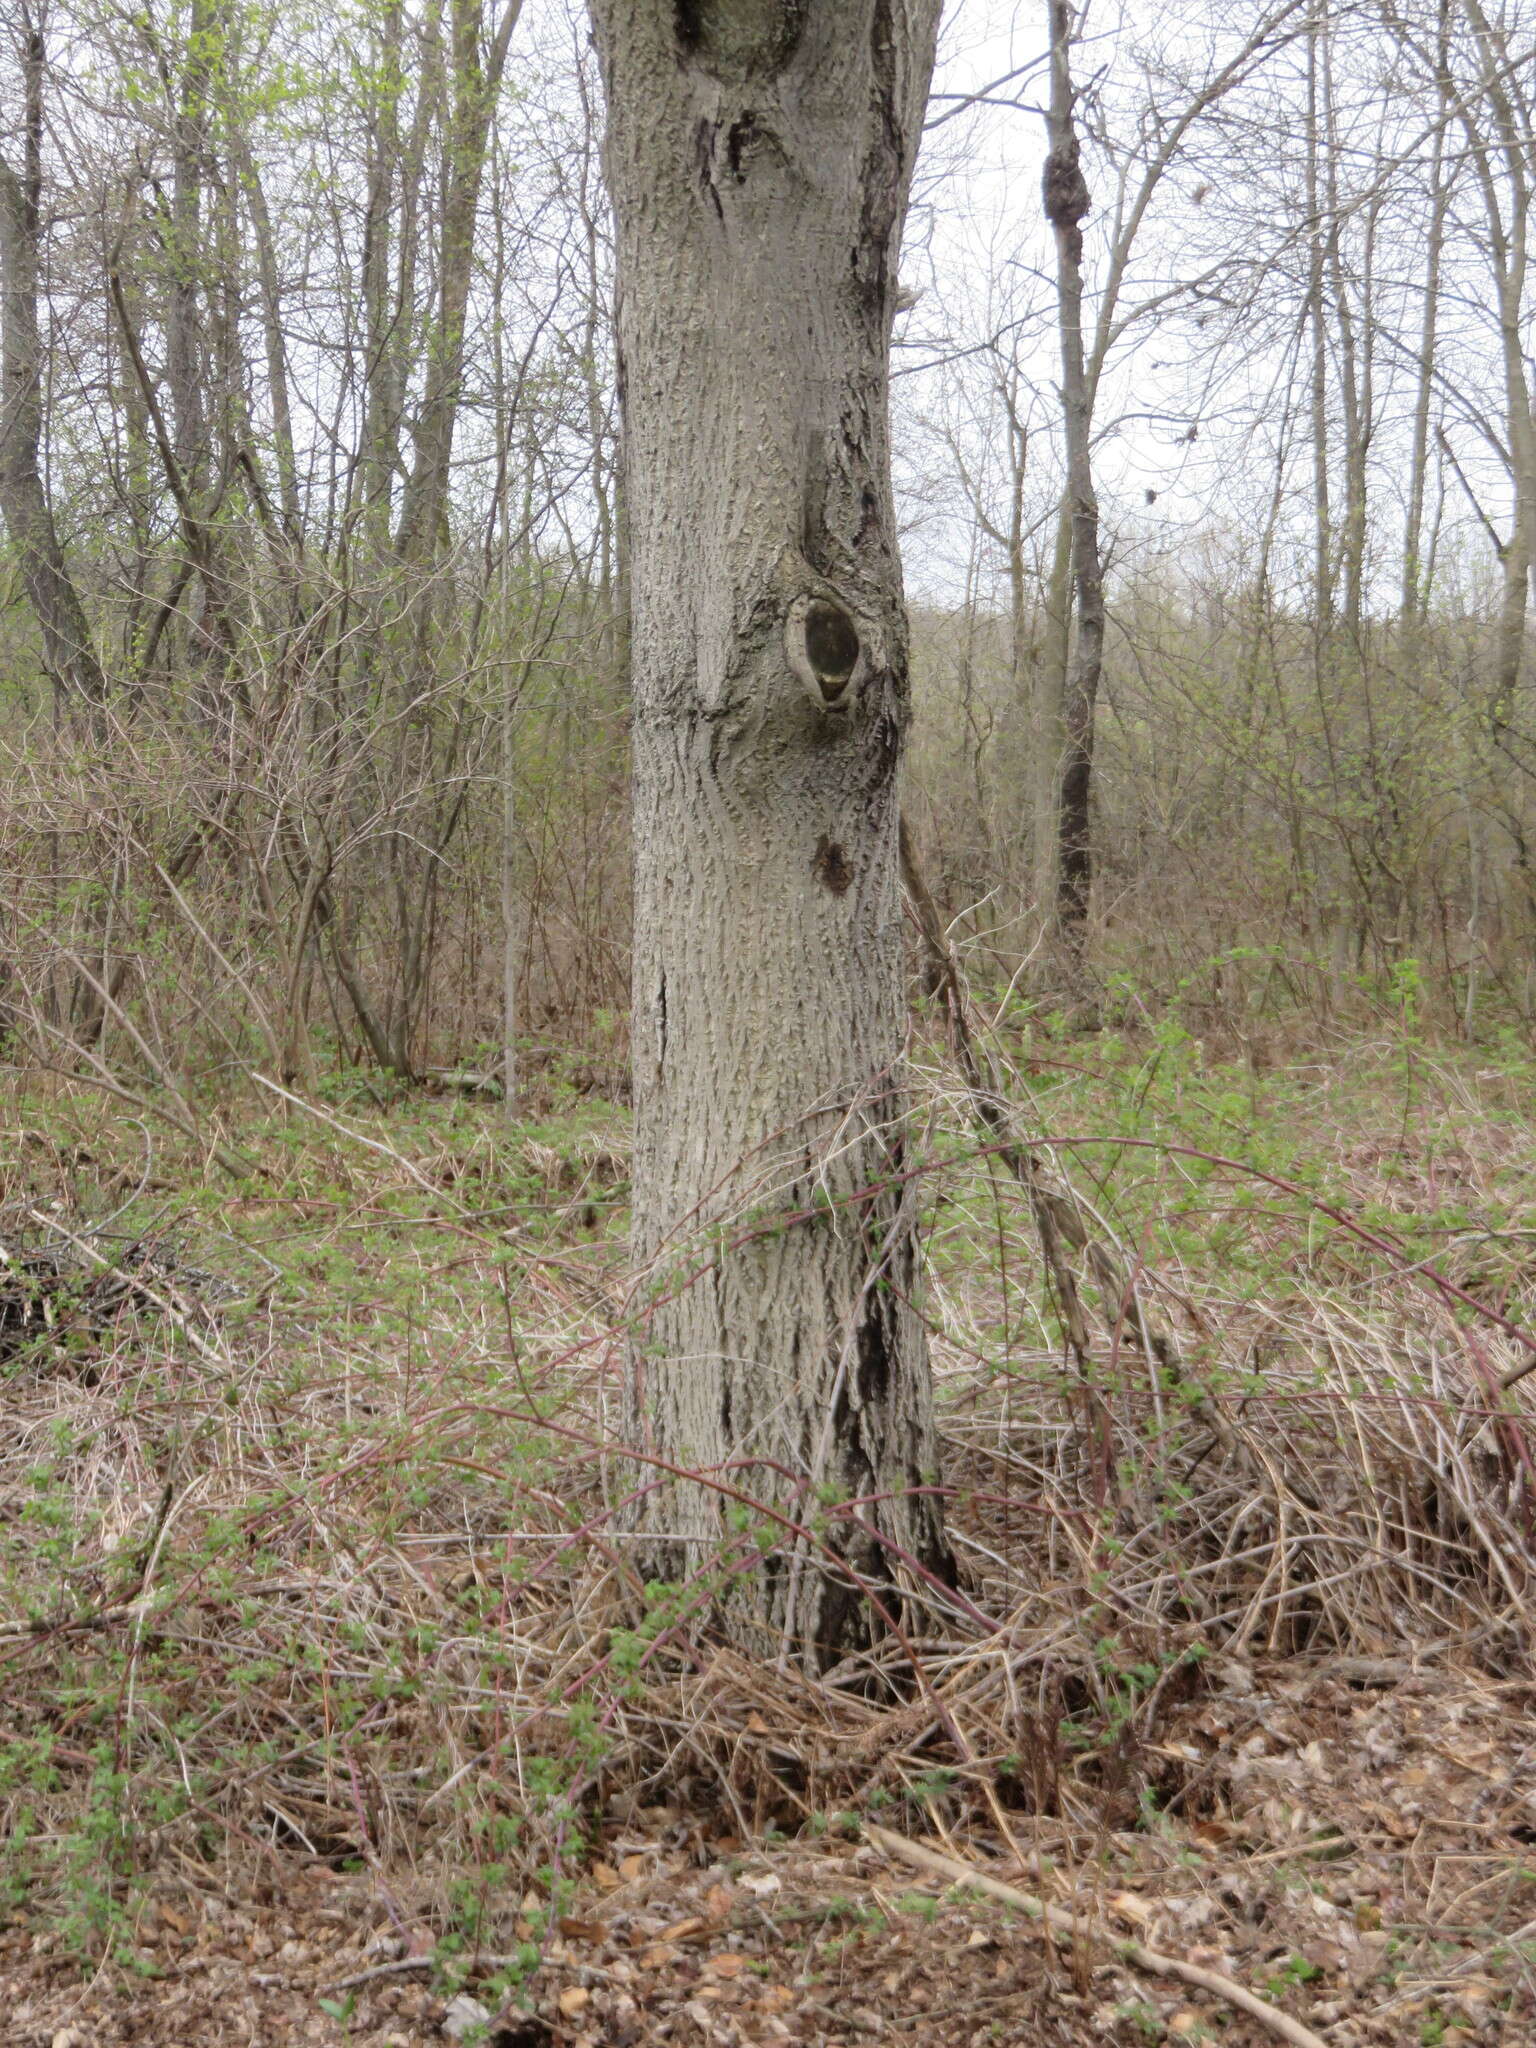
[{"xmin": 2, "ymin": 1001, "xmax": 1534, "ymax": 2047}]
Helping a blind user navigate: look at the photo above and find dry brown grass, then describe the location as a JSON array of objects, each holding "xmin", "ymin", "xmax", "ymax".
[{"xmin": 0, "ymin": 1023, "xmax": 1533, "ymax": 2040}]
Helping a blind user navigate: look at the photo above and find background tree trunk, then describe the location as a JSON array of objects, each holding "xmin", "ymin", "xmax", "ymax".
[
  {"xmin": 591, "ymin": 0, "xmax": 952, "ymax": 1666},
  {"xmin": 1457, "ymin": 0, "xmax": 1535, "ymax": 739},
  {"xmin": 0, "ymin": 10, "xmax": 105, "ymax": 706},
  {"xmin": 1044, "ymin": 0, "xmax": 1104, "ymax": 967},
  {"xmin": 394, "ymin": 0, "xmax": 523, "ymax": 566},
  {"xmin": 1400, "ymin": 0, "xmax": 1450, "ymax": 639}
]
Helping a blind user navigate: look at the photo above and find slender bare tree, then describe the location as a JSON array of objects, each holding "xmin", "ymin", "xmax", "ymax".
[
  {"xmin": 1042, "ymin": 0, "xmax": 1104, "ymax": 966},
  {"xmin": 0, "ymin": 4, "xmax": 105, "ymax": 704}
]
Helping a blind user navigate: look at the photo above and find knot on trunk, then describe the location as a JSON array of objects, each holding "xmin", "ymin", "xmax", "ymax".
[{"xmin": 1042, "ymin": 138, "xmax": 1090, "ymax": 230}]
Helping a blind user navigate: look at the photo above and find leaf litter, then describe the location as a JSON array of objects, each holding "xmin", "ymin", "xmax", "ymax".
[{"xmin": 3, "ymin": 1039, "xmax": 1536, "ymax": 2045}]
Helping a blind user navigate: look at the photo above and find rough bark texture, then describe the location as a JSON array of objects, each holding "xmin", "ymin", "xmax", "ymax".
[{"xmin": 590, "ymin": 0, "xmax": 951, "ymax": 1665}]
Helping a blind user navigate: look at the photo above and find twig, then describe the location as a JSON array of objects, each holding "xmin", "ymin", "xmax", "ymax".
[
  {"xmin": 321, "ymin": 1955, "xmax": 438, "ymax": 1992},
  {"xmin": 322, "ymin": 1951, "xmax": 545, "ymax": 1994},
  {"xmin": 864, "ymin": 1822, "xmax": 1331, "ymax": 2048}
]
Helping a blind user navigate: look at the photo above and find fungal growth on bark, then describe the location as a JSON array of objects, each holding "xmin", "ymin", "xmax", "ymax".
[{"xmin": 1042, "ymin": 134, "xmax": 1090, "ymax": 242}]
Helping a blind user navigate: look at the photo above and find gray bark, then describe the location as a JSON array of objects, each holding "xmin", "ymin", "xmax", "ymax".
[
  {"xmin": 1457, "ymin": 0, "xmax": 1534, "ymax": 735},
  {"xmin": 236, "ymin": 143, "xmax": 302, "ymax": 541},
  {"xmin": 1400, "ymin": 0, "xmax": 1450, "ymax": 635},
  {"xmin": 395, "ymin": 0, "xmax": 523, "ymax": 565},
  {"xmin": 1305, "ymin": 14, "xmax": 1336, "ymax": 675},
  {"xmin": 1044, "ymin": 0, "xmax": 1104, "ymax": 962},
  {"xmin": 1037, "ymin": 500, "xmax": 1072, "ymax": 903},
  {"xmin": 167, "ymin": 0, "xmax": 215, "ymax": 496},
  {"xmin": 356, "ymin": 0, "xmax": 409, "ymax": 546},
  {"xmin": 590, "ymin": 0, "xmax": 952, "ymax": 1665},
  {"xmin": 0, "ymin": 15, "xmax": 105, "ymax": 705}
]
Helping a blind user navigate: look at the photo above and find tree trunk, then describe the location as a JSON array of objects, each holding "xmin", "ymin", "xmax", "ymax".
[
  {"xmin": 394, "ymin": 0, "xmax": 523, "ymax": 565},
  {"xmin": 1456, "ymin": 0, "xmax": 1534, "ymax": 737},
  {"xmin": 1044, "ymin": 0, "xmax": 1104, "ymax": 964},
  {"xmin": 236, "ymin": 143, "xmax": 303, "ymax": 542},
  {"xmin": 1036, "ymin": 471, "xmax": 1072, "ymax": 912},
  {"xmin": 1321, "ymin": 16, "xmax": 1370, "ymax": 652},
  {"xmin": 1400, "ymin": 0, "xmax": 1449, "ymax": 638},
  {"xmin": 166, "ymin": 0, "xmax": 215, "ymax": 497},
  {"xmin": 591, "ymin": 0, "xmax": 952, "ymax": 1666},
  {"xmin": 356, "ymin": 0, "xmax": 409, "ymax": 548},
  {"xmin": 1305, "ymin": 13, "xmax": 1335, "ymax": 654},
  {"xmin": 0, "ymin": 15, "xmax": 105, "ymax": 705}
]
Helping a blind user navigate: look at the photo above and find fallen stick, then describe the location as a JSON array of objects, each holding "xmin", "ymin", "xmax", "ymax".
[
  {"xmin": 323, "ymin": 1953, "xmax": 520, "ymax": 1994},
  {"xmin": 864, "ymin": 1823, "xmax": 1330, "ymax": 2048}
]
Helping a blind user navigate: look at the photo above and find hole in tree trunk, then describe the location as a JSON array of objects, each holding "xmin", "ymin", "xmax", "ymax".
[{"xmin": 803, "ymin": 599, "xmax": 860, "ymax": 697}]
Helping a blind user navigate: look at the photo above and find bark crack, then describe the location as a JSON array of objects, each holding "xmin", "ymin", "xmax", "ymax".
[
  {"xmin": 855, "ymin": 1296, "xmax": 893, "ymax": 1403},
  {"xmin": 694, "ymin": 118, "xmax": 725, "ymax": 220}
]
